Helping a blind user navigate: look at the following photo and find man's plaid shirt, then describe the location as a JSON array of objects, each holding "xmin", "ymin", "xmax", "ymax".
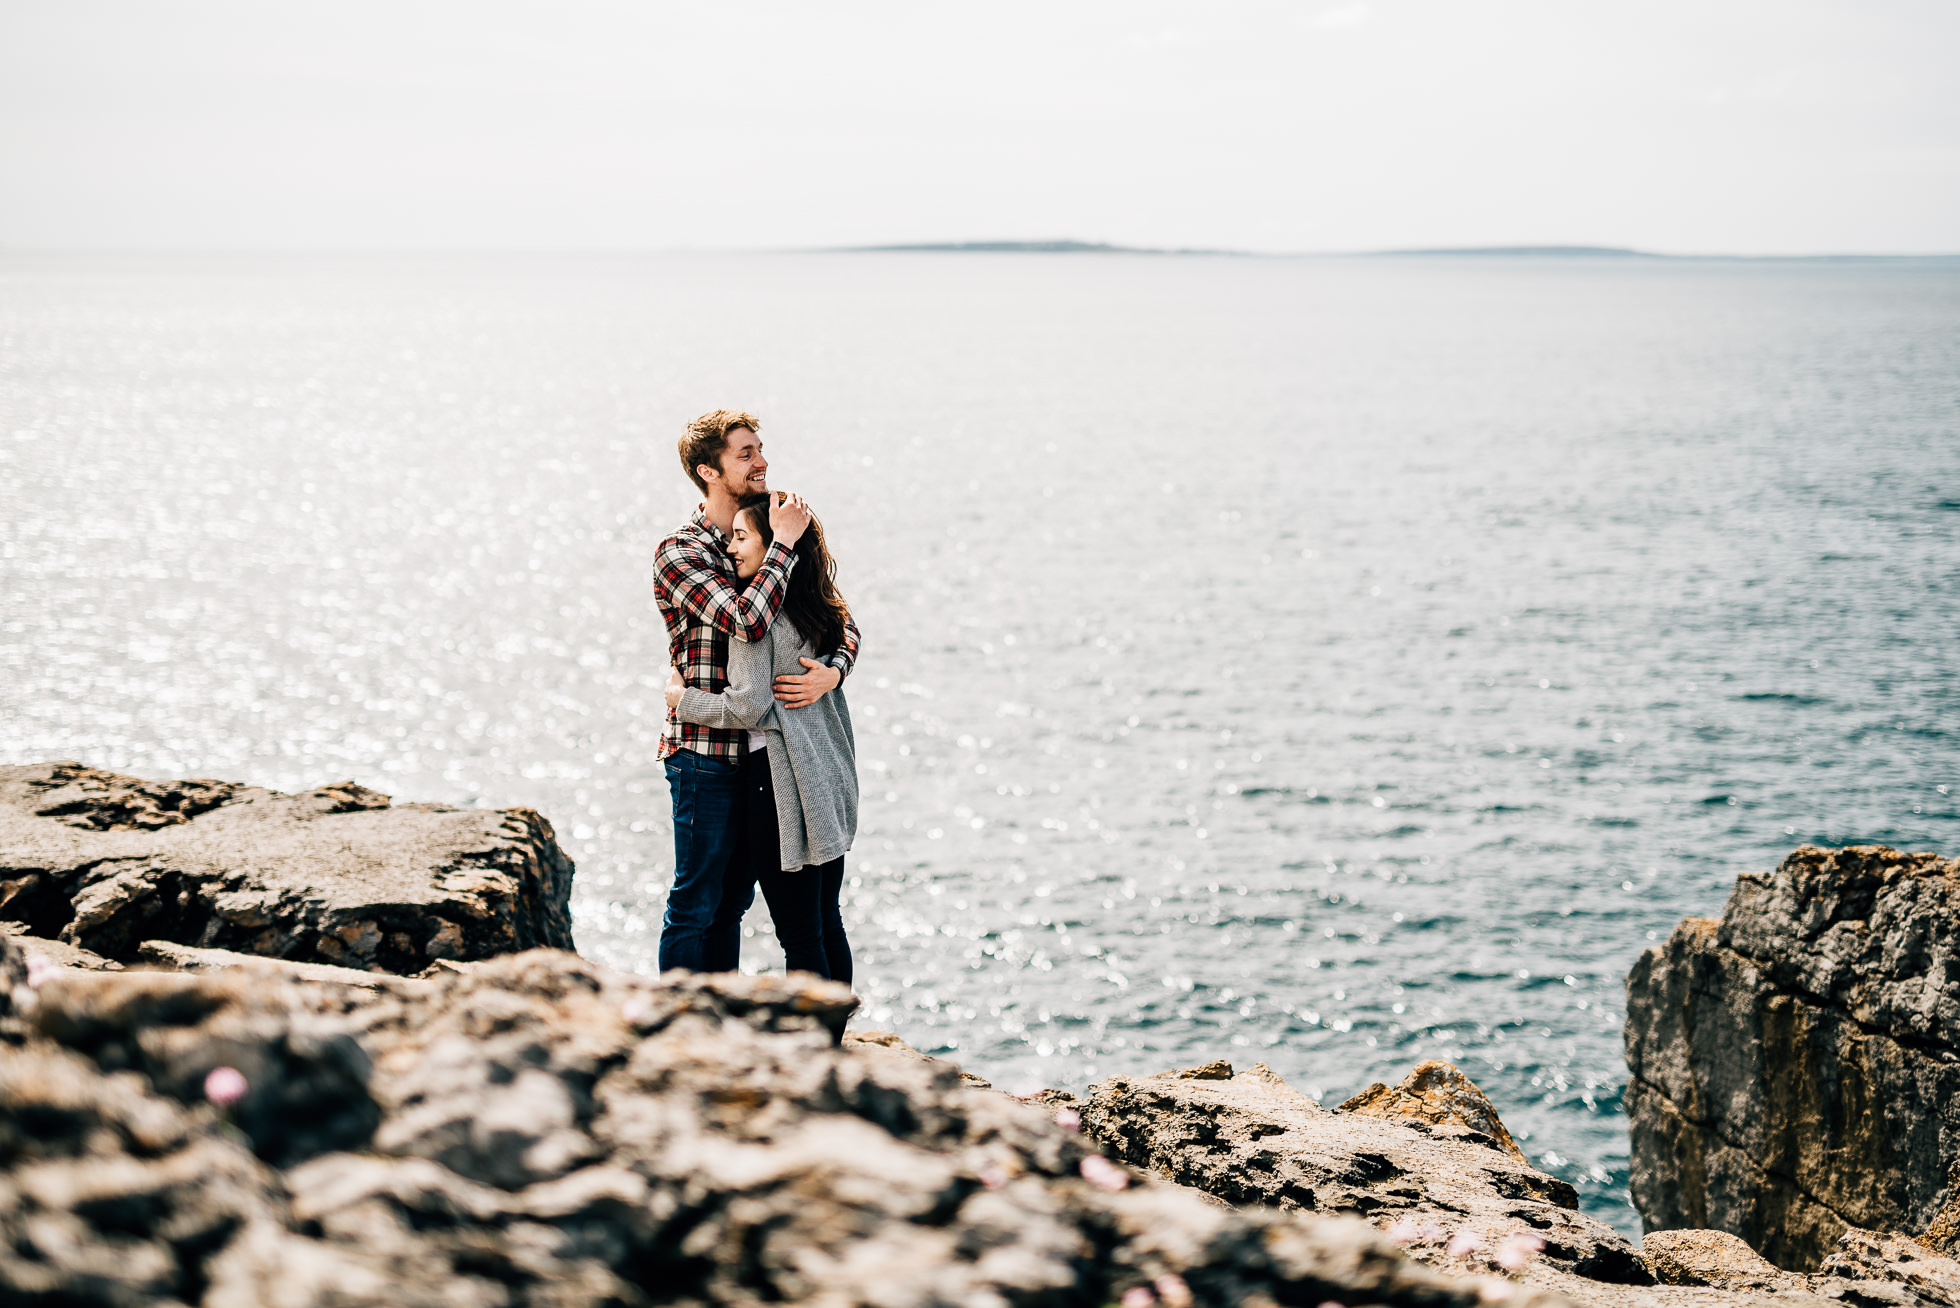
[{"xmin": 654, "ymin": 507, "xmax": 860, "ymax": 763}]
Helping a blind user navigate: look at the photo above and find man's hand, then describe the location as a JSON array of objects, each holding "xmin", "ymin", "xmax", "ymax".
[
  {"xmin": 773, "ymin": 657, "xmax": 840, "ymax": 708},
  {"xmin": 664, "ymin": 667, "xmax": 685, "ymax": 711},
  {"xmin": 769, "ymin": 491, "xmax": 812, "ymax": 547}
]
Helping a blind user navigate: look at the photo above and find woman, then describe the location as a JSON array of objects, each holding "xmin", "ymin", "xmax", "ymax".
[{"xmin": 665, "ymin": 491, "xmax": 859, "ymax": 983}]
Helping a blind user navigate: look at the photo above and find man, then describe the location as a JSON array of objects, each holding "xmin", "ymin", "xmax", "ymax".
[{"xmin": 653, "ymin": 409, "xmax": 859, "ymax": 972}]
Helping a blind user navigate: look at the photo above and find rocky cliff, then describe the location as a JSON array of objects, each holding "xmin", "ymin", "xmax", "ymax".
[{"xmin": 1625, "ymin": 844, "xmax": 1960, "ymax": 1270}]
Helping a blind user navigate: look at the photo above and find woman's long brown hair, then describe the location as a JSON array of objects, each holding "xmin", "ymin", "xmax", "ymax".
[{"xmin": 737, "ymin": 492, "xmax": 851, "ymax": 658}]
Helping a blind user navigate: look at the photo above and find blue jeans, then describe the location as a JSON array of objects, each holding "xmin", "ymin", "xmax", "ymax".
[
  {"xmin": 706, "ymin": 748, "xmax": 852, "ymax": 983},
  {"xmin": 659, "ymin": 749, "xmax": 743, "ymax": 972}
]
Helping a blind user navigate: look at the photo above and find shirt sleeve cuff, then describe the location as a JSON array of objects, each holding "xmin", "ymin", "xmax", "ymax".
[{"xmin": 763, "ymin": 541, "xmax": 797, "ymax": 570}]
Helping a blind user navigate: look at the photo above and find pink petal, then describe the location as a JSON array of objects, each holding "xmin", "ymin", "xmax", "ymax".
[
  {"xmin": 204, "ymin": 1065, "xmax": 249, "ymax": 1107},
  {"xmin": 1079, "ymin": 1155, "xmax": 1129, "ymax": 1192},
  {"xmin": 1496, "ymin": 1231, "xmax": 1545, "ymax": 1270}
]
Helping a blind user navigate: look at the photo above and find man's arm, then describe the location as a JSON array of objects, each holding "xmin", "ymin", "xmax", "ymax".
[
  {"xmin": 655, "ymin": 534, "xmax": 794, "ymax": 644},
  {"xmin": 825, "ymin": 612, "xmax": 861, "ymax": 680}
]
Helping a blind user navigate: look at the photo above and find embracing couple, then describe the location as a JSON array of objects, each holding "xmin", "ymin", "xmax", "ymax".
[{"xmin": 651, "ymin": 409, "xmax": 861, "ymax": 986}]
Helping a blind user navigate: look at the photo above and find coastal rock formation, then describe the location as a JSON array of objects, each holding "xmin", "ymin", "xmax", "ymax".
[
  {"xmin": 0, "ymin": 762, "xmax": 574, "ymax": 974},
  {"xmin": 1065, "ymin": 1056, "xmax": 1960, "ymax": 1308},
  {"xmin": 0, "ymin": 936, "xmax": 1571, "ymax": 1308},
  {"xmin": 1075, "ymin": 1058, "xmax": 1650, "ymax": 1284},
  {"xmin": 1816, "ymin": 1231, "xmax": 1960, "ymax": 1308},
  {"xmin": 1625, "ymin": 844, "xmax": 1960, "ymax": 1270},
  {"xmin": 1340, "ymin": 1058, "xmax": 1531, "ymax": 1166}
]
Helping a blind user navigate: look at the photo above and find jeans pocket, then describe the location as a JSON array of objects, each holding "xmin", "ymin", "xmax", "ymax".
[{"xmin": 666, "ymin": 757, "xmax": 692, "ymax": 829}]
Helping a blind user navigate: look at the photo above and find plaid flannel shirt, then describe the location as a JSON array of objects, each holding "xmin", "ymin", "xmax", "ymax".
[{"xmin": 654, "ymin": 507, "xmax": 860, "ymax": 763}]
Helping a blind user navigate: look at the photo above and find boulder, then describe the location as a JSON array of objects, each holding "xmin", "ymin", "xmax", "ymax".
[
  {"xmin": 1637, "ymin": 1229, "xmax": 1800, "ymax": 1291},
  {"xmin": 0, "ymin": 947, "xmax": 1575, "ymax": 1308},
  {"xmin": 0, "ymin": 761, "xmax": 575, "ymax": 974},
  {"xmin": 1341, "ymin": 1058, "xmax": 1531, "ymax": 1165},
  {"xmin": 1624, "ymin": 845, "xmax": 1960, "ymax": 1270}
]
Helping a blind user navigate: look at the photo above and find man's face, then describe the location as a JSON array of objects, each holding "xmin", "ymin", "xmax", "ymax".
[{"xmin": 708, "ymin": 427, "xmax": 768, "ymax": 497}]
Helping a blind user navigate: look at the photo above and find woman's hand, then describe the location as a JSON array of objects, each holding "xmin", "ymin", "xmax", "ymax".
[{"xmin": 664, "ymin": 667, "xmax": 685, "ymax": 710}]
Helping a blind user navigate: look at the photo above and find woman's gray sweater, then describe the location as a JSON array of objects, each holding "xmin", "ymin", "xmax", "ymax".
[{"xmin": 675, "ymin": 618, "xmax": 858, "ymax": 871}]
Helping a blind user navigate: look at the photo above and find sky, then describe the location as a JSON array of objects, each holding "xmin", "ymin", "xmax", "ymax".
[{"xmin": 1, "ymin": 1, "xmax": 1955, "ymax": 255}]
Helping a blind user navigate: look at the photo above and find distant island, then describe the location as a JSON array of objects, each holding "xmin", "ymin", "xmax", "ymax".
[
  {"xmin": 827, "ymin": 240, "xmax": 1951, "ymax": 261},
  {"xmin": 1370, "ymin": 244, "xmax": 1652, "ymax": 257},
  {"xmin": 835, "ymin": 239, "xmax": 1245, "ymax": 256},
  {"xmin": 831, "ymin": 239, "xmax": 1649, "ymax": 258},
  {"xmin": 833, "ymin": 240, "xmax": 1655, "ymax": 258}
]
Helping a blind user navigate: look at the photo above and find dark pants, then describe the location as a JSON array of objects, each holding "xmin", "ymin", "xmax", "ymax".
[
  {"xmin": 705, "ymin": 748, "xmax": 852, "ymax": 984},
  {"xmin": 658, "ymin": 749, "xmax": 743, "ymax": 972}
]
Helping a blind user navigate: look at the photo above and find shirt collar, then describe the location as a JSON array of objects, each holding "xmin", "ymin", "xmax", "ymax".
[{"xmin": 689, "ymin": 505, "xmax": 729, "ymax": 548}]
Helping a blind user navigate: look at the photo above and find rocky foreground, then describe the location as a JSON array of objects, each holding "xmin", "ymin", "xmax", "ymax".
[
  {"xmin": 7, "ymin": 934, "xmax": 1586, "ymax": 1308},
  {"xmin": 5, "ymin": 765, "xmax": 1959, "ymax": 1307}
]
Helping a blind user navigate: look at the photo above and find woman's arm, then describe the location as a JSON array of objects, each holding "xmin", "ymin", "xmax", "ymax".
[
  {"xmin": 670, "ymin": 630, "xmax": 779, "ymax": 730},
  {"xmin": 653, "ymin": 531, "xmax": 795, "ymax": 644}
]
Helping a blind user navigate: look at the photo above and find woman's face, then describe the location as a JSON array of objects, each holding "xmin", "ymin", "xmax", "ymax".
[{"xmin": 728, "ymin": 508, "xmax": 768, "ymax": 581}]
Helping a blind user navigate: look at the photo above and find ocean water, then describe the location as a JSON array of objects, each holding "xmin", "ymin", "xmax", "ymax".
[{"xmin": 3, "ymin": 251, "xmax": 1957, "ymax": 1232}]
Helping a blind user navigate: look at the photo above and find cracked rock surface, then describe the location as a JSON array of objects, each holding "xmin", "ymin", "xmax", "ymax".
[
  {"xmin": 0, "ymin": 934, "xmax": 1572, "ymax": 1308},
  {"xmin": 1624, "ymin": 845, "xmax": 1960, "ymax": 1271},
  {"xmin": 0, "ymin": 762, "xmax": 574, "ymax": 974},
  {"xmin": 1072, "ymin": 1058, "xmax": 1649, "ymax": 1285}
]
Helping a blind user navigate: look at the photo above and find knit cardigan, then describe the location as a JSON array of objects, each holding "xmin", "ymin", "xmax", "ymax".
[{"xmin": 674, "ymin": 616, "xmax": 859, "ymax": 871}]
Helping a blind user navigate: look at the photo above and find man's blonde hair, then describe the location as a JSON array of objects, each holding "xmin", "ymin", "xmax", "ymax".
[{"xmin": 678, "ymin": 409, "xmax": 761, "ymax": 494}]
